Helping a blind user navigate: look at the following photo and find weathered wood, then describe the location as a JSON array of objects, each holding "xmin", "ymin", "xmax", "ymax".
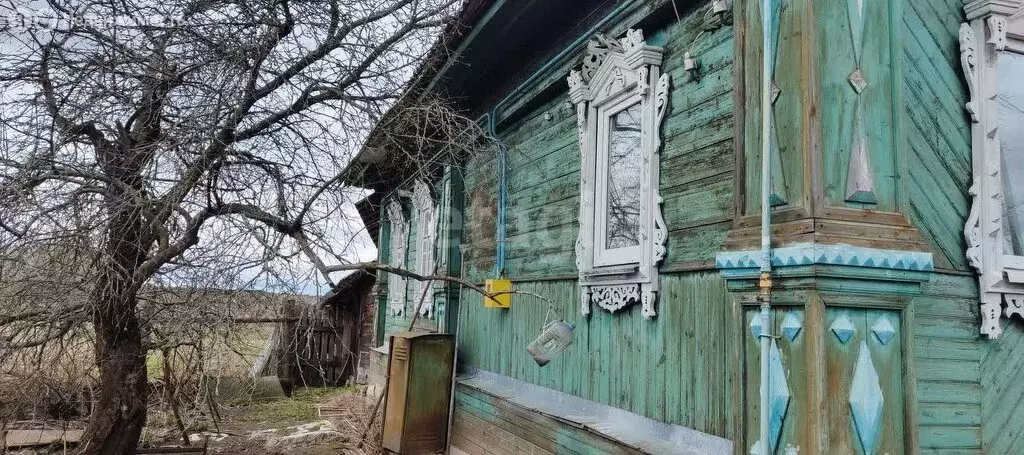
[{"xmin": 457, "ymin": 273, "xmax": 735, "ymax": 439}]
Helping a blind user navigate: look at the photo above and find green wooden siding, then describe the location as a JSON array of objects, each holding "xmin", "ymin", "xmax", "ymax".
[
  {"xmin": 462, "ymin": 145, "xmax": 499, "ymax": 282},
  {"xmin": 457, "ymin": 272, "xmax": 738, "ymax": 439},
  {"xmin": 900, "ymin": 0, "xmax": 972, "ymax": 271},
  {"xmin": 741, "ymin": 0, "xmax": 807, "ymax": 214},
  {"xmin": 461, "ymin": 4, "xmax": 735, "ymax": 282},
  {"xmin": 981, "ymin": 319, "xmax": 1024, "ymax": 454},
  {"xmin": 817, "ymin": 0, "xmax": 899, "ymax": 210},
  {"xmin": 742, "ymin": 306, "xmax": 907, "ymax": 454},
  {"xmin": 453, "ymin": 384, "xmax": 646, "ymax": 454},
  {"xmin": 914, "ymin": 274, "xmax": 983, "ymax": 453}
]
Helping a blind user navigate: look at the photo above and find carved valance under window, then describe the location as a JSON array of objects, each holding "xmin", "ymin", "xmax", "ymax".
[{"xmin": 566, "ymin": 29, "xmax": 670, "ymax": 319}]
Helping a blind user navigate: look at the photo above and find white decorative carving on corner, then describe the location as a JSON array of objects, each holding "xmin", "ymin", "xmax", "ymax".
[
  {"xmin": 386, "ymin": 199, "xmax": 407, "ymax": 316},
  {"xmin": 960, "ymin": 23, "xmax": 980, "ymax": 123},
  {"xmin": 1005, "ymin": 294, "xmax": 1024, "ymax": 319},
  {"xmin": 966, "ymin": 183, "xmax": 983, "ymax": 269},
  {"xmin": 655, "ymin": 73, "xmax": 670, "ymax": 126},
  {"xmin": 567, "ymin": 28, "xmax": 669, "ymax": 318},
  {"xmin": 636, "ymin": 66, "xmax": 650, "ymax": 97},
  {"xmin": 988, "ymin": 15, "xmax": 1008, "ymax": 50},
  {"xmin": 653, "ymin": 198, "xmax": 668, "ymax": 264},
  {"xmin": 640, "ymin": 284, "xmax": 657, "ymax": 319}
]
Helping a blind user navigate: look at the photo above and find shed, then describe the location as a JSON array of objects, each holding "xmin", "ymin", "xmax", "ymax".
[{"xmin": 290, "ymin": 271, "xmax": 377, "ymax": 387}]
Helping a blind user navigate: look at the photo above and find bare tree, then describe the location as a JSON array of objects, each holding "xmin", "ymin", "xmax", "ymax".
[{"xmin": 0, "ymin": 0, "xmax": 488, "ymax": 452}]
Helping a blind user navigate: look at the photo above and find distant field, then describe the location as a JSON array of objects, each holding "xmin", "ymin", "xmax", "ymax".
[{"xmin": 147, "ymin": 324, "xmax": 276, "ymax": 380}]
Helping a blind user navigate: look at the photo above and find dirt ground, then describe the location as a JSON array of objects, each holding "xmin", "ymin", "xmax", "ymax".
[
  {"xmin": 148, "ymin": 387, "xmax": 384, "ymax": 455},
  {"xmin": 5, "ymin": 387, "xmax": 383, "ymax": 454}
]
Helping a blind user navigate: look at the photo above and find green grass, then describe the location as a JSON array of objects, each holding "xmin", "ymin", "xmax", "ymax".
[
  {"xmin": 229, "ymin": 387, "xmax": 348, "ymax": 423},
  {"xmin": 147, "ymin": 325, "xmax": 275, "ymax": 380}
]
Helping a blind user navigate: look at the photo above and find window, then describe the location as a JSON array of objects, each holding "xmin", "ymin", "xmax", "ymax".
[
  {"xmin": 959, "ymin": 8, "xmax": 1024, "ymax": 337},
  {"xmin": 998, "ymin": 51, "xmax": 1024, "ymax": 257},
  {"xmin": 411, "ymin": 180, "xmax": 437, "ymax": 318},
  {"xmin": 566, "ymin": 29, "xmax": 669, "ymax": 319},
  {"xmin": 595, "ymin": 101, "xmax": 644, "ymax": 266},
  {"xmin": 385, "ymin": 199, "xmax": 407, "ymax": 316}
]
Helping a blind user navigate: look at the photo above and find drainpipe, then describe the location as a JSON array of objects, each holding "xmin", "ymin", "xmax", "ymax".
[
  {"xmin": 487, "ymin": 113, "xmax": 508, "ymax": 277},
  {"xmin": 477, "ymin": 1, "xmax": 636, "ymax": 277},
  {"xmin": 758, "ymin": 0, "xmax": 775, "ymax": 454}
]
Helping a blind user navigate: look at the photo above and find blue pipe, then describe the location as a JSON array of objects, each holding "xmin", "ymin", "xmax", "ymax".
[{"xmin": 479, "ymin": 1, "xmax": 637, "ymax": 276}]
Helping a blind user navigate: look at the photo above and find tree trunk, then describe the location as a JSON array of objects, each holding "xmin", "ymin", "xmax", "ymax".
[
  {"xmin": 78, "ymin": 290, "xmax": 148, "ymax": 454},
  {"xmin": 78, "ymin": 170, "xmax": 152, "ymax": 454}
]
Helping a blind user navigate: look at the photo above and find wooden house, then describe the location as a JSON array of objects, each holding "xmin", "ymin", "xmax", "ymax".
[{"xmin": 342, "ymin": 0, "xmax": 1024, "ymax": 453}]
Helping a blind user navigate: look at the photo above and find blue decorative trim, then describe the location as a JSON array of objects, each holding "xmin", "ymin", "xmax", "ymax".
[
  {"xmin": 849, "ymin": 340, "xmax": 884, "ymax": 454},
  {"xmin": 781, "ymin": 312, "xmax": 802, "ymax": 342},
  {"xmin": 831, "ymin": 314, "xmax": 857, "ymax": 344},
  {"xmin": 750, "ymin": 314, "xmax": 765, "ymax": 339},
  {"xmin": 871, "ymin": 317, "xmax": 896, "ymax": 345},
  {"xmin": 715, "ymin": 243, "xmax": 934, "ymax": 272}
]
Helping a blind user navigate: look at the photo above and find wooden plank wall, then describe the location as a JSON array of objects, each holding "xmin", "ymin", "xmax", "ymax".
[
  {"xmin": 897, "ymin": 4, "xmax": 1004, "ymax": 451},
  {"xmin": 457, "ymin": 273, "xmax": 739, "ymax": 439},
  {"xmin": 460, "ymin": 2, "xmax": 735, "ymax": 282},
  {"xmin": 454, "ymin": 1, "xmax": 741, "ymax": 447},
  {"xmin": 452, "ymin": 384, "xmax": 646, "ymax": 455},
  {"xmin": 980, "ymin": 317, "xmax": 1024, "ymax": 454},
  {"xmin": 913, "ymin": 274, "xmax": 984, "ymax": 453},
  {"xmin": 900, "ymin": 0, "xmax": 972, "ymax": 271}
]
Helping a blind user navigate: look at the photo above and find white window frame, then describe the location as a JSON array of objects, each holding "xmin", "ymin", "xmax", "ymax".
[
  {"xmin": 593, "ymin": 93, "xmax": 645, "ymax": 267},
  {"xmin": 385, "ymin": 199, "xmax": 408, "ymax": 316},
  {"xmin": 567, "ymin": 29, "xmax": 669, "ymax": 319},
  {"xmin": 411, "ymin": 180, "xmax": 437, "ymax": 318},
  {"xmin": 960, "ymin": 2, "xmax": 1024, "ymax": 337}
]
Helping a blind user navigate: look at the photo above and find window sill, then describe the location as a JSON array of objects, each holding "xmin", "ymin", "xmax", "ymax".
[{"xmin": 456, "ymin": 368, "xmax": 732, "ymax": 455}]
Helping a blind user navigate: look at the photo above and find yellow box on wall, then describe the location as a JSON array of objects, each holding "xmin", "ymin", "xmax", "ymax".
[{"xmin": 483, "ymin": 279, "xmax": 511, "ymax": 308}]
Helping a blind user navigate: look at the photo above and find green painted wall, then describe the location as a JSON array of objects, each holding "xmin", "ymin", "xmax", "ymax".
[
  {"xmin": 454, "ymin": 3, "xmax": 739, "ymax": 440},
  {"xmin": 913, "ymin": 274, "xmax": 984, "ymax": 453},
  {"xmin": 453, "ymin": 384, "xmax": 646, "ymax": 454},
  {"xmin": 900, "ymin": 0, "xmax": 973, "ymax": 271},
  {"xmin": 981, "ymin": 316, "xmax": 1024, "ymax": 454},
  {"xmin": 372, "ymin": 0, "xmax": 1022, "ymax": 453},
  {"xmin": 462, "ymin": 3, "xmax": 735, "ymax": 282},
  {"xmin": 457, "ymin": 273, "xmax": 738, "ymax": 439}
]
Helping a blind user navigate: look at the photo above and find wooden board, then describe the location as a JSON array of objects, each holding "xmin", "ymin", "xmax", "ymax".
[{"xmin": 456, "ymin": 272, "xmax": 737, "ymax": 439}]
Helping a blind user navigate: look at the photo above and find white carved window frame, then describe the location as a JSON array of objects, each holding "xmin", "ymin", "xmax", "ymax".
[
  {"xmin": 386, "ymin": 199, "xmax": 408, "ymax": 316},
  {"xmin": 412, "ymin": 180, "xmax": 438, "ymax": 318},
  {"xmin": 566, "ymin": 29, "xmax": 670, "ymax": 319},
  {"xmin": 960, "ymin": 1, "xmax": 1024, "ymax": 337}
]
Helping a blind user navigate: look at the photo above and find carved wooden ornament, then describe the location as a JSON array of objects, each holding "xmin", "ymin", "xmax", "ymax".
[
  {"xmin": 566, "ymin": 29, "xmax": 669, "ymax": 319},
  {"xmin": 386, "ymin": 199, "xmax": 408, "ymax": 316},
  {"xmin": 412, "ymin": 180, "xmax": 437, "ymax": 318},
  {"xmin": 959, "ymin": 5, "xmax": 1024, "ymax": 337}
]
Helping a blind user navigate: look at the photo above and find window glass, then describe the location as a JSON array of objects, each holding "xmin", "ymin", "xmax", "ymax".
[
  {"xmin": 605, "ymin": 102, "xmax": 643, "ymax": 250},
  {"xmin": 998, "ymin": 51, "xmax": 1024, "ymax": 255}
]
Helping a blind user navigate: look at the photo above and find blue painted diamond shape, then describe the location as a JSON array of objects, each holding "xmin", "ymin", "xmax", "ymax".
[
  {"xmin": 872, "ymin": 317, "xmax": 896, "ymax": 345},
  {"xmin": 849, "ymin": 340, "xmax": 884, "ymax": 454},
  {"xmin": 831, "ymin": 314, "xmax": 856, "ymax": 344},
  {"xmin": 781, "ymin": 312, "xmax": 802, "ymax": 342},
  {"xmin": 750, "ymin": 313, "xmax": 764, "ymax": 339},
  {"xmin": 766, "ymin": 340, "xmax": 790, "ymax": 453}
]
